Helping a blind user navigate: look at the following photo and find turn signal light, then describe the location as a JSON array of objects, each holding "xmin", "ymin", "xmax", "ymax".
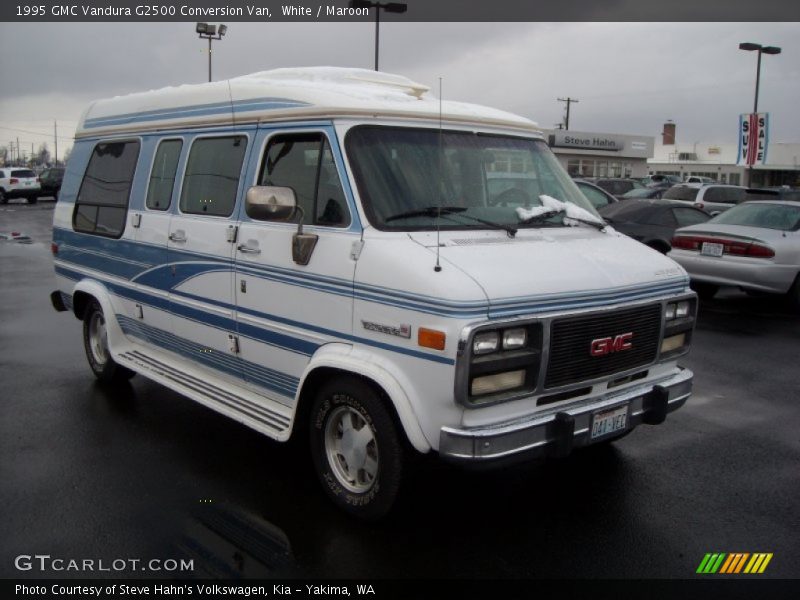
[{"xmin": 418, "ymin": 328, "xmax": 446, "ymax": 351}]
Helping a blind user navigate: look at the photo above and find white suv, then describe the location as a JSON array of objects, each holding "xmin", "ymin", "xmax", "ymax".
[
  {"xmin": 0, "ymin": 168, "xmax": 41, "ymax": 204},
  {"xmin": 663, "ymin": 183, "xmax": 747, "ymax": 215}
]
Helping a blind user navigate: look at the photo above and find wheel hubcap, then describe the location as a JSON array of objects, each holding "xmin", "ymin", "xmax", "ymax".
[
  {"xmin": 89, "ymin": 312, "xmax": 108, "ymax": 365},
  {"xmin": 324, "ymin": 405, "xmax": 379, "ymax": 493}
]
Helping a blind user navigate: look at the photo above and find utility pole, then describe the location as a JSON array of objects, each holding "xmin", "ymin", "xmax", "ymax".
[
  {"xmin": 557, "ymin": 97, "xmax": 579, "ymax": 130},
  {"xmin": 16, "ymin": 137, "xmax": 20, "ymax": 164},
  {"xmin": 54, "ymin": 121, "xmax": 58, "ymax": 166}
]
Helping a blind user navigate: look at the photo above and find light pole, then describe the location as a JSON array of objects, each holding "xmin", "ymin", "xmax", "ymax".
[
  {"xmin": 196, "ymin": 22, "xmax": 227, "ymax": 82},
  {"xmin": 739, "ymin": 42, "xmax": 781, "ymax": 186},
  {"xmin": 349, "ymin": 1, "xmax": 407, "ymax": 71}
]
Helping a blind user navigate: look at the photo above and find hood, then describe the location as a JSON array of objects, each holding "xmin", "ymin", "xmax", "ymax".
[{"xmin": 408, "ymin": 227, "xmax": 689, "ymax": 318}]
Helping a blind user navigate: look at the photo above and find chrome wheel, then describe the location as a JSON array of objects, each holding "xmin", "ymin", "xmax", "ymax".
[
  {"xmin": 88, "ymin": 311, "xmax": 109, "ymax": 366},
  {"xmin": 324, "ymin": 405, "xmax": 379, "ymax": 493}
]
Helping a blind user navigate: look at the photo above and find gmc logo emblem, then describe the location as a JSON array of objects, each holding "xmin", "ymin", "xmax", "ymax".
[{"xmin": 590, "ymin": 333, "xmax": 633, "ymax": 356}]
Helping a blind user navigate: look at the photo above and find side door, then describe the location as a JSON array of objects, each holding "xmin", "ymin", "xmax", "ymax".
[
  {"xmin": 233, "ymin": 127, "xmax": 361, "ymax": 406},
  {"xmin": 128, "ymin": 136, "xmax": 185, "ymax": 347},
  {"xmin": 166, "ymin": 131, "xmax": 252, "ymax": 382}
]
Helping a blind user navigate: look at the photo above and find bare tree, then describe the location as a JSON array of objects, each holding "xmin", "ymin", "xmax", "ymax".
[{"xmin": 37, "ymin": 143, "xmax": 51, "ymax": 166}]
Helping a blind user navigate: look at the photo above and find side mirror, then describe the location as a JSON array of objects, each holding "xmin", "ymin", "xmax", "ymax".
[{"xmin": 245, "ymin": 186, "xmax": 297, "ymax": 221}]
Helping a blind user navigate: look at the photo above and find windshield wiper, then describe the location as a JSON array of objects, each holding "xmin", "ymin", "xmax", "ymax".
[
  {"xmin": 519, "ymin": 209, "xmax": 606, "ymax": 231},
  {"xmin": 519, "ymin": 209, "xmax": 564, "ymax": 225},
  {"xmin": 385, "ymin": 206, "xmax": 517, "ymax": 237},
  {"xmin": 385, "ymin": 206, "xmax": 467, "ymax": 222}
]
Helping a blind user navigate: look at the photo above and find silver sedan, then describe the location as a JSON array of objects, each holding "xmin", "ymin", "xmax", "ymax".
[{"xmin": 669, "ymin": 201, "xmax": 800, "ymax": 306}]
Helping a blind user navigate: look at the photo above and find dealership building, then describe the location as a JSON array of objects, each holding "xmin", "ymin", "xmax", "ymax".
[
  {"xmin": 544, "ymin": 129, "xmax": 655, "ymax": 179},
  {"xmin": 647, "ymin": 121, "xmax": 800, "ymax": 187}
]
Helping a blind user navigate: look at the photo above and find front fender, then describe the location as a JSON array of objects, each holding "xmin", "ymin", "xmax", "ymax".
[{"xmin": 298, "ymin": 343, "xmax": 432, "ymax": 454}]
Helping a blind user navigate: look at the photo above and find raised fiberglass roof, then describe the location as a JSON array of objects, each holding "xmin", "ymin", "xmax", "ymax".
[{"xmin": 75, "ymin": 67, "xmax": 540, "ymax": 138}]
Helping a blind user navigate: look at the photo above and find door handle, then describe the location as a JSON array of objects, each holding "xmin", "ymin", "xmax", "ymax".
[
  {"xmin": 169, "ymin": 230, "xmax": 187, "ymax": 243},
  {"xmin": 237, "ymin": 242, "xmax": 261, "ymax": 255}
]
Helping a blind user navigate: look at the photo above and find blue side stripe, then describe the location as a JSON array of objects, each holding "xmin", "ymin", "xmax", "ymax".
[
  {"xmin": 117, "ymin": 315, "xmax": 298, "ymax": 398},
  {"xmin": 83, "ymin": 97, "xmax": 311, "ymax": 129},
  {"xmin": 54, "ymin": 265, "xmax": 456, "ymax": 366}
]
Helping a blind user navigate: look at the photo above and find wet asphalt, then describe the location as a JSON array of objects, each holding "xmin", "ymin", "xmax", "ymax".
[{"xmin": 1, "ymin": 200, "xmax": 798, "ymax": 580}]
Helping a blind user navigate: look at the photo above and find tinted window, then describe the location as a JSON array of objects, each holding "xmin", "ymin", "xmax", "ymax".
[
  {"xmin": 180, "ymin": 136, "xmax": 246, "ymax": 217},
  {"xmin": 663, "ymin": 186, "xmax": 700, "ymax": 201},
  {"xmin": 704, "ymin": 187, "xmax": 746, "ymax": 204},
  {"xmin": 712, "ymin": 203, "xmax": 800, "ymax": 231},
  {"xmin": 259, "ymin": 133, "xmax": 349, "ymax": 227},
  {"xmin": 346, "ymin": 126, "xmax": 596, "ymax": 231},
  {"xmin": 577, "ymin": 182, "xmax": 613, "ymax": 209},
  {"xmin": 74, "ymin": 140, "xmax": 140, "ymax": 237},
  {"xmin": 648, "ymin": 208, "xmax": 677, "ymax": 227},
  {"xmin": 11, "ymin": 170, "xmax": 36, "ymax": 178},
  {"xmin": 673, "ymin": 207, "xmax": 710, "ymax": 227},
  {"xmin": 146, "ymin": 139, "xmax": 182, "ymax": 210}
]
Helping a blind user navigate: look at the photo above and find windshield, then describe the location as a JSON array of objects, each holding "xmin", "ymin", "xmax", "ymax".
[
  {"xmin": 711, "ymin": 202, "xmax": 800, "ymax": 231},
  {"xmin": 345, "ymin": 126, "xmax": 598, "ymax": 231}
]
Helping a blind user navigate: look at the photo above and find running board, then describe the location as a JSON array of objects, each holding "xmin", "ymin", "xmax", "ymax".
[{"xmin": 116, "ymin": 348, "xmax": 293, "ymax": 441}]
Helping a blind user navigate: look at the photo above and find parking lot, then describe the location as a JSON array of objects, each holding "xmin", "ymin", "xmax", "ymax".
[{"xmin": 1, "ymin": 200, "xmax": 798, "ymax": 580}]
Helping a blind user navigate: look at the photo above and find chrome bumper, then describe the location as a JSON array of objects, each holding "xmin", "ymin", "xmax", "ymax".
[{"xmin": 439, "ymin": 367, "xmax": 693, "ymax": 463}]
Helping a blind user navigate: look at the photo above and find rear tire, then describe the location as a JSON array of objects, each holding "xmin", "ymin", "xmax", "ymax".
[
  {"xmin": 0, "ymin": 189, "xmax": 6, "ymax": 204},
  {"xmin": 309, "ymin": 376, "xmax": 404, "ymax": 520},
  {"xmin": 82, "ymin": 300, "xmax": 134, "ymax": 384},
  {"xmin": 28, "ymin": 196, "xmax": 38, "ymax": 204}
]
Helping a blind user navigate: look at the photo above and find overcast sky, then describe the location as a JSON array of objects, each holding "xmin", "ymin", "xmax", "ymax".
[{"xmin": 0, "ymin": 21, "xmax": 798, "ymax": 160}]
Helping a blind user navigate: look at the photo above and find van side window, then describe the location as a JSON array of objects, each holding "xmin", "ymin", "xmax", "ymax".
[
  {"xmin": 259, "ymin": 133, "xmax": 350, "ymax": 227},
  {"xmin": 146, "ymin": 139, "xmax": 182, "ymax": 210},
  {"xmin": 74, "ymin": 140, "xmax": 140, "ymax": 237},
  {"xmin": 180, "ymin": 135, "xmax": 247, "ymax": 217}
]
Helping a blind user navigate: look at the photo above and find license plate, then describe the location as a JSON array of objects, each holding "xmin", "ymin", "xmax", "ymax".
[
  {"xmin": 701, "ymin": 242, "xmax": 723, "ymax": 257},
  {"xmin": 591, "ymin": 405, "xmax": 628, "ymax": 440}
]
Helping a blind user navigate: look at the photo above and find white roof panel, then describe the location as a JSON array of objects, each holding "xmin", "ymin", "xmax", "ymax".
[{"xmin": 76, "ymin": 67, "xmax": 539, "ymax": 138}]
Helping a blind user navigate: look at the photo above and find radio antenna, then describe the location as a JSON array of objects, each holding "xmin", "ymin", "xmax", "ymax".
[{"xmin": 434, "ymin": 77, "xmax": 443, "ymax": 273}]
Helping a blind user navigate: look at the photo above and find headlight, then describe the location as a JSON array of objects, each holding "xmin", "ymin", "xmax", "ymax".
[
  {"xmin": 665, "ymin": 300, "xmax": 691, "ymax": 321},
  {"xmin": 473, "ymin": 331, "xmax": 499, "ymax": 355},
  {"xmin": 661, "ymin": 297, "xmax": 697, "ymax": 358},
  {"xmin": 502, "ymin": 328, "xmax": 527, "ymax": 350},
  {"xmin": 461, "ymin": 324, "xmax": 543, "ymax": 407}
]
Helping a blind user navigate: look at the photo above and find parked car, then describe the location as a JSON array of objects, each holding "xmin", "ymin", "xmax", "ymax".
[
  {"xmin": 574, "ymin": 178, "xmax": 618, "ymax": 209},
  {"xmin": 0, "ymin": 168, "xmax": 40, "ymax": 204},
  {"xmin": 670, "ymin": 200, "xmax": 800, "ymax": 304},
  {"xmin": 621, "ymin": 187, "xmax": 665, "ymax": 200},
  {"xmin": 662, "ymin": 183, "xmax": 748, "ymax": 215},
  {"xmin": 646, "ymin": 174, "xmax": 683, "ymax": 187},
  {"xmin": 685, "ymin": 176, "xmax": 716, "ymax": 184},
  {"xmin": 39, "ymin": 167, "xmax": 65, "ymax": 200},
  {"xmin": 746, "ymin": 187, "xmax": 800, "ymax": 202},
  {"xmin": 599, "ymin": 199, "xmax": 711, "ymax": 253},
  {"xmin": 592, "ymin": 178, "xmax": 646, "ymax": 199}
]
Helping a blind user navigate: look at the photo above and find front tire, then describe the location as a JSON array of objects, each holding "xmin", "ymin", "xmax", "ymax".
[
  {"xmin": 691, "ymin": 282, "xmax": 719, "ymax": 301},
  {"xmin": 0, "ymin": 189, "xmax": 7, "ymax": 204},
  {"xmin": 309, "ymin": 376, "xmax": 404, "ymax": 520},
  {"xmin": 82, "ymin": 300, "xmax": 134, "ymax": 384},
  {"xmin": 787, "ymin": 275, "xmax": 800, "ymax": 311}
]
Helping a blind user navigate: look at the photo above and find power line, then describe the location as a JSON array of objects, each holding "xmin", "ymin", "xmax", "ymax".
[{"xmin": 0, "ymin": 125, "xmax": 73, "ymax": 141}]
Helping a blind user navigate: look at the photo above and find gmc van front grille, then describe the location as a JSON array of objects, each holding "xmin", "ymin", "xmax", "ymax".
[{"xmin": 544, "ymin": 304, "xmax": 661, "ymax": 389}]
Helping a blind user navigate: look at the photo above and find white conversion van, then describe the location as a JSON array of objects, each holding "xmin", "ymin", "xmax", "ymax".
[{"xmin": 51, "ymin": 68, "xmax": 696, "ymax": 518}]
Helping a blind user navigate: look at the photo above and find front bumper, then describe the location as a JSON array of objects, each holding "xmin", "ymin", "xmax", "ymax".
[{"xmin": 439, "ymin": 367, "xmax": 692, "ymax": 463}]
